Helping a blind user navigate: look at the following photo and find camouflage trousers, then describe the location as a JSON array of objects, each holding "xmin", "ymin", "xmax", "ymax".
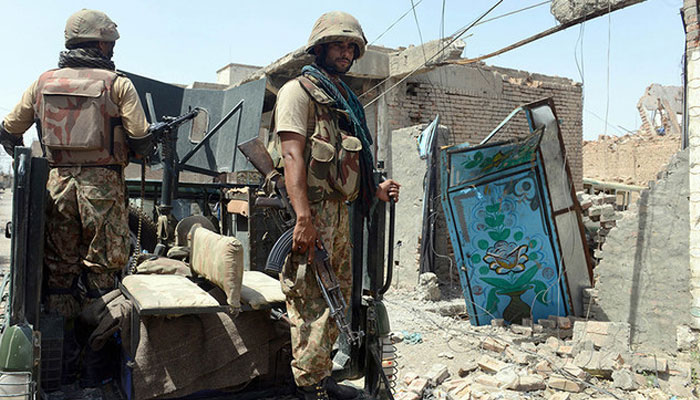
[
  {"xmin": 44, "ymin": 166, "xmax": 129, "ymax": 318},
  {"xmin": 281, "ymin": 199, "xmax": 352, "ymax": 387}
]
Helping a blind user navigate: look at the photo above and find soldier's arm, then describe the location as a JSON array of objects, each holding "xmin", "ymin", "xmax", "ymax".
[
  {"xmin": 280, "ymin": 131, "xmax": 318, "ymax": 262},
  {"xmin": 0, "ymin": 81, "xmax": 38, "ymax": 156},
  {"xmin": 112, "ymin": 76, "xmax": 149, "ymax": 138},
  {"xmin": 3, "ymin": 80, "xmax": 38, "ymax": 135}
]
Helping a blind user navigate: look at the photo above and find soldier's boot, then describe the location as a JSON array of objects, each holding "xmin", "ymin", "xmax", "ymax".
[
  {"xmin": 298, "ymin": 382, "xmax": 330, "ymax": 400},
  {"xmin": 324, "ymin": 377, "xmax": 362, "ymax": 400},
  {"xmin": 79, "ymin": 339, "xmax": 118, "ymax": 388},
  {"xmin": 61, "ymin": 323, "xmax": 81, "ymax": 385}
]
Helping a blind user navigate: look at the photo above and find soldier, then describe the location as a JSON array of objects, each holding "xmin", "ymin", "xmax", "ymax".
[
  {"xmin": 0, "ymin": 9, "xmax": 151, "ymax": 387},
  {"xmin": 270, "ymin": 11, "xmax": 400, "ymax": 400}
]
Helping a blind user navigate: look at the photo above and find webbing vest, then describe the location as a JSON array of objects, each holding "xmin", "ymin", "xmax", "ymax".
[
  {"xmin": 271, "ymin": 75, "xmax": 362, "ymax": 203},
  {"xmin": 33, "ymin": 67, "xmax": 128, "ymax": 167}
]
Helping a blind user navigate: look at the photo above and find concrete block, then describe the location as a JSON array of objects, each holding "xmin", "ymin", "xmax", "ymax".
[
  {"xmin": 427, "ymin": 363, "xmax": 450, "ymax": 385},
  {"xmin": 554, "ymin": 316, "xmax": 573, "ymax": 330},
  {"xmin": 572, "ymin": 321, "xmax": 630, "ymax": 351},
  {"xmin": 407, "ymin": 377, "xmax": 429, "ymax": 395},
  {"xmin": 505, "ymin": 347, "xmax": 530, "ymax": 365},
  {"xmin": 631, "ymin": 354, "xmax": 667, "ymax": 374},
  {"xmin": 511, "ymin": 324, "xmax": 533, "ymax": 336},
  {"xmin": 474, "ymin": 374, "xmax": 500, "ymax": 388},
  {"xmin": 573, "ymin": 350, "xmax": 623, "ymax": 378},
  {"xmin": 544, "ymin": 336, "xmax": 563, "ymax": 351},
  {"xmin": 443, "ymin": 377, "xmax": 470, "ymax": 393},
  {"xmin": 535, "ymin": 360, "xmax": 553, "ymax": 375},
  {"xmin": 477, "ymin": 355, "xmax": 507, "ymax": 373},
  {"xmin": 547, "ymin": 374, "xmax": 584, "ymax": 392},
  {"xmin": 538, "ymin": 318, "xmax": 557, "ymax": 329},
  {"xmin": 556, "ymin": 345, "xmax": 575, "ymax": 357},
  {"xmin": 491, "ymin": 318, "xmax": 505, "ymax": 327},
  {"xmin": 676, "ymin": 325, "xmax": 697, "ymax": 351},
  {"xmin": 520, "ymin": 342, "xmax": 537, "ymax": 353},
  {"xmin": 510, "ymin": 374, "xmax": 546, "ymax": 391},
  {"xmin": 612, "ymin": 369, "xmax": 639, "ymax": 390},
  {"xmin": 561, "ymin": 364, "xmax": 587, "ymax": 380},
  {"xmin": 457, "ymin": 360, "xmax": 479, "ymax": 377},
  {"xmin": 668, "ymin": 360, "xmax": 692, "ymax": 378}
]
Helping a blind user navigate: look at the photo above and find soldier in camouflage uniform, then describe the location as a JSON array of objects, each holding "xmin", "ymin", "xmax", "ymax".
[
  {"xmin": 0, "ymin": 9, "xmax": 150, "ymax": 387},
  {"xmin": 271, "ymin": 11, "xmax": 400, "ymax": 400}
]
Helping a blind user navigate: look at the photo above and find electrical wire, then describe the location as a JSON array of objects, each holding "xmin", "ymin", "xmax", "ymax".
[
  {"xmin": 368, "ymin": 0, "xmax": 425, "ymax": 47},
  {"xmin": 410, "ymin": 0, "xmax": 428, "ymax": 64},
  {"xmin": 361, "ymin": 0, "xmax": 505, "ymax": 107}
]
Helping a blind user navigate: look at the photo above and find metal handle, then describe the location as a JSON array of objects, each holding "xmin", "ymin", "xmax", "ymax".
[{"xmin": 379, "ymin": 199, "xmax": 395, "ymax": 296}]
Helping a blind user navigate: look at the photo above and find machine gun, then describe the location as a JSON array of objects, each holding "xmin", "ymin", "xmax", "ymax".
[{"xmin": 237, "ymin": 137, "xmax": 364, "ymax": 345}]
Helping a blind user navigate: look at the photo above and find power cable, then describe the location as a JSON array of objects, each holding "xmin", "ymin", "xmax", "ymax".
[
  {"xmin": 410, "ymin": 0, "xmax": 428, "ymax": 64},
  {"xmin": 368, "ymin": 0, "xmax": 425, "ymax": 47},
  {"xmin": 361, "ymin": 0, "xmax": 504, "ymax": 107}
]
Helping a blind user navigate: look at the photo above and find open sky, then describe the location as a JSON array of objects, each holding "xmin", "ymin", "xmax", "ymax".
[{"xmin": 0, "ymin": 0, "xmax": 685, "ymax": 144}]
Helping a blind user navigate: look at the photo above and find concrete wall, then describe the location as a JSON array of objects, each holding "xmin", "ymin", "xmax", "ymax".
[
  {"xmin": 217, "ymin": 63, "xmax": 261, "ymax": 86},
  {"xmin": 594, "ymin": 149, "xmax": 690, "ymax": 352},
  {"xmin": 583, "ymin": 132, "xmax": 682, "ymax": 186}
]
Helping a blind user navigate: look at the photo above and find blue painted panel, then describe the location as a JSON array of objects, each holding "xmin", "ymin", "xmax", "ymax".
[{"xmin": 442, "ymin": 135, "xmax": 572, "ymax": 326}]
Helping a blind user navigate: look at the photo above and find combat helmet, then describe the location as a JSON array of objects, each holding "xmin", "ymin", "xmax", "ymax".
[
  {"xmin": 305, "ymin": 11, "xmax": 367, "ymax": 59},
  {"xmin": 64, "ymin": 9, "xmax": 120, "ymax": 48}
]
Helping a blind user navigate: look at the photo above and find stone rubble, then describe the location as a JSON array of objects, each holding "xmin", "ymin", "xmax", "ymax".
[{"xmin": 385, "ymin": 294, "xmax": 700, "ymax": 400}]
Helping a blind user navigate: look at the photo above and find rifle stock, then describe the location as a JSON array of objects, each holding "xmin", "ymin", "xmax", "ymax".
[{"xmin": 237, "ymin": 138, "xmax": 276, "ymax": 179}]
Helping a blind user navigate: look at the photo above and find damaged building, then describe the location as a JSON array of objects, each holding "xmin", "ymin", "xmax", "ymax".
[{"xmin": 218, "ymin": 38, "xmax": 584, "ymax": 290}]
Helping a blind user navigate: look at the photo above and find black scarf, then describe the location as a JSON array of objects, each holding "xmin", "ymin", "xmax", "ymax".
[{"xmin": 58, "ymin": 48, "xmax": 115, "ymax": 70}]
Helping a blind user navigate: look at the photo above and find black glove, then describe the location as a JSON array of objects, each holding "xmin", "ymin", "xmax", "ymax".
[
  {"xmin": 0, "ymin": 124, "xmax": 23, "ymax": 158},
  {"xmin": 127, "ymin": 130, "xmax": 157, "ymax": 158}
]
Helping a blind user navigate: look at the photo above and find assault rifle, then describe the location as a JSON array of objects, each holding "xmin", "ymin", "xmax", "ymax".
[{"xmin": 237, "ymin": 138, "xmax": 364, "ymax": 345}]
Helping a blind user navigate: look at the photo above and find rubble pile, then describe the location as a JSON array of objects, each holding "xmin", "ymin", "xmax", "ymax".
[
  {"xmin": 576, "ymin": 192, "xmax": 624, "ymax": 262},
  {"xmin": 384, "ymin": 284, "xmax": 699, "ymax": 400}
]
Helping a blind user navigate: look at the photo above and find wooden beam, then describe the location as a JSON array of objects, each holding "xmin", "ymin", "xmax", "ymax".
[{"xmin": 445, "ymin": 0, "xmax": 647, "ymax": 66}]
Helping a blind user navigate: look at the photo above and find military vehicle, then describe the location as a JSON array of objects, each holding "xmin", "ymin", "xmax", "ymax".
[{"xmin": 0, "ymin": 72, "xmax": 397, "ymax": 399}]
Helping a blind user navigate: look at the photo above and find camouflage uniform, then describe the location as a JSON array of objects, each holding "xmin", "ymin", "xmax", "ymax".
[
  {"xmin": 3, "ymin": 57, "xmax": 150, "ymax": 317},
  {"xmin": 274, "ymin": 73, "xmax": 363, "ymax": 386}
]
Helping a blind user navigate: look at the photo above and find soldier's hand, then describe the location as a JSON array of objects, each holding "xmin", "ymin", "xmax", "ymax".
[
  {"xmin": 293, "ymin": 216, "xmax": 321, "ymax": 264},
  {"xmin": 376, "ymin": 179, "xmax": 400, "ymax": 203},
  {"xmin": 0, "ymin": 125, "xmax": 23, "ymax": 158}
]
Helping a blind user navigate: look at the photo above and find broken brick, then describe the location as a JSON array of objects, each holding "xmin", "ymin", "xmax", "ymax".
[
  {"xmin": 631, "ymin": 354, "xmax": 668, "ymax": 374},
  {"xmin": 480, "ymin": 337, "xmax": 508, "ymax": 353},
  {"xmin": 511, "ymin": 324, "xmax": 533, "ymax": 336},
  {"xmin": 426, "ymin": 363, "xmax": 450, "ymax": 385},
  {"xmin": 548, "ymin": 374, "xmax": 584, "ymax": 392},
  {"xmin": 407, "ymin": 377, "xmax": 429, "ymax": 395},
  {"xmin": 572, "ymin": 321, "xmax": 630, "ymax": 352},
  {"xmin": 477, "ymin": 355, "xmax": 507, "ymax": 373},
  {"xmin": 511, "ymin": 374, "xmax": 546, "ymax": 391},
  {"xmin": 474, "ymin": 374, "xmax": 500, "ymax": 388},
  {"xmin": 548, "ymin": 393, "xmax": 571, "ymax": 400}
]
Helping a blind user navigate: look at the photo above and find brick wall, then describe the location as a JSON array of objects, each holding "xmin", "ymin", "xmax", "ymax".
[
  {"xmin": 385, "ymin": 63, "xmax": 584, "ymax": 189},
  {"xmin": 380, "ymin": 63, "xmax": 583, "ymax": 287},
  {"xmin": 583, "ymin": 132, "xmax": 682, "ymax": 186}
]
